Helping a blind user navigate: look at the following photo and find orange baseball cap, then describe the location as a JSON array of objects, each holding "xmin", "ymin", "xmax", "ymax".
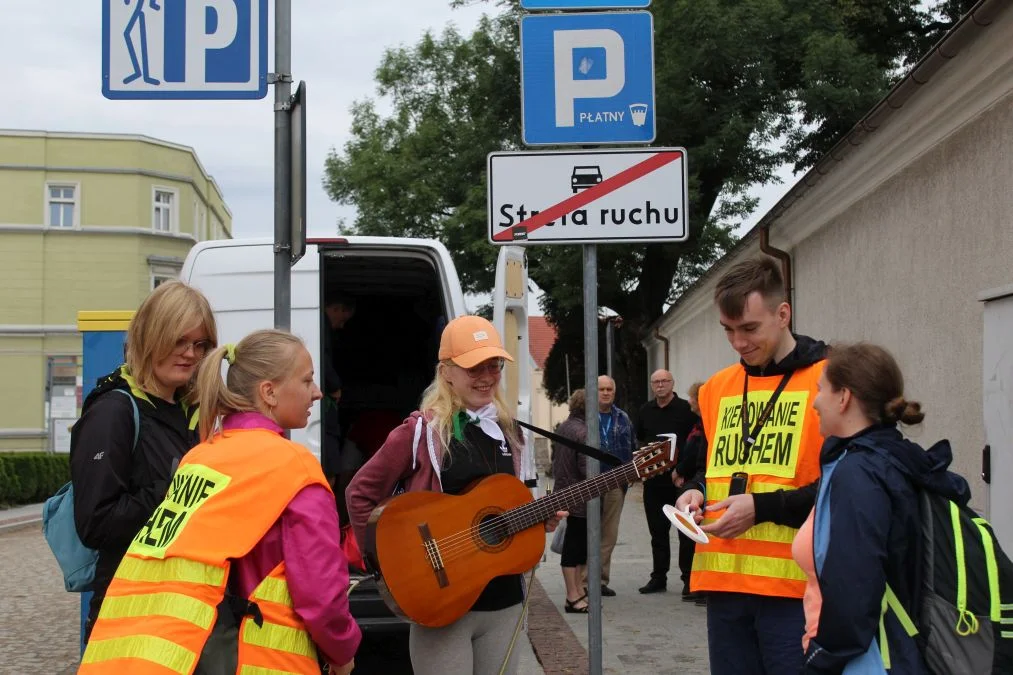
[{"xmin": 438, "ymin": 315, "xmax": 514, "ymax": 369}]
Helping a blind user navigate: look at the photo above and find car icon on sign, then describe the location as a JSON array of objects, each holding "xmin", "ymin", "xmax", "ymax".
[{"xmin": 571, "ymin": 165, "xmax": 603, "ymax": 193}]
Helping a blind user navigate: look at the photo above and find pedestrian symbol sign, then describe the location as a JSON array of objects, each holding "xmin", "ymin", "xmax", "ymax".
[
  {"xmin": 102, "ymin": 0, "xmax": 268, "ymax": 100},
  {"xmin": 520, "ymin": 12, "xmax": 655, "ymax": 146}
]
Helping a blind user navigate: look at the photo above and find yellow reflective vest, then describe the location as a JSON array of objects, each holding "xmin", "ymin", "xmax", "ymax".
[
  {"xmin": 691, "ymin": 360, "xmax": 825, "ymax": 599},
  {"xmin": 79, "ymin": 428, "xmax": 331, "ymax": 675}
]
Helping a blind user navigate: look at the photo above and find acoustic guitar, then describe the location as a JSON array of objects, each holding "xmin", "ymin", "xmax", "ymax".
[{"xmin": 364, "ymin": 439, "xmax": 677, "ymax": 627}]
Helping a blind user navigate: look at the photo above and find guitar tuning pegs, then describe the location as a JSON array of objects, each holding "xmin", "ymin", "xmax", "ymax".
[{"xmin": 656, "ymin": 434, "xmax": 678, "ymax": 462}]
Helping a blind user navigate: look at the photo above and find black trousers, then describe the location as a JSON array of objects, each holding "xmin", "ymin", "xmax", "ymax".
[{"xmin": 643, "ymin": 475, "xmax": 682, "ymax": 583}]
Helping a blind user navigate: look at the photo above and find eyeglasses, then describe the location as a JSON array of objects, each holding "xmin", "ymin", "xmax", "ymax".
[
  {"xmin": 651, "ymin": 379, "xmax": 673, "ymax": 385},
  {"xmin": 460, "ymin": 358, "xmax": 506, "ymax": 379},
  {"xmin": 173, "ymin": 338, "xmax": 212, "ymax": 357}
]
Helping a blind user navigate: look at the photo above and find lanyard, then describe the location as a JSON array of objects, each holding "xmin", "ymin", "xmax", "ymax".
[
  {"xmin": 741, "ymin": 371, "xmax": 793, "ymax": 450},
  {"xmin": 599, "ymin": 413, "xmax": 613, "ymax": 446}
]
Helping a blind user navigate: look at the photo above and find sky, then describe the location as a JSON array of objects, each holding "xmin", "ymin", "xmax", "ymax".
[{"xmin": 0, "ymin": 0, "xmax": 796, "ymax": 314}]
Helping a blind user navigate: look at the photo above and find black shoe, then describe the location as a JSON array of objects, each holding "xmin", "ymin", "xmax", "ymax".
[
  {"xmin": 638, "ymin": 578, "xmax": 667, "ymax": 594},
  {"xmin": 600, "ymin": 584, "xmax": 616, "ymax": 597},
  {"xmin": 682, "ymin": 591, "xmax": 703, "ymax": 602}
]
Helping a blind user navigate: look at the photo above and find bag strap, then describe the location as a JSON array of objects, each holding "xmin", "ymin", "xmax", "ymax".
[
  {"xmin": 111, "ymin": 389, "xmax": 141, "ymax": 451},
  {"xmin": 517, "ymin": 420, "xmax": 622, "ymax": 467}
]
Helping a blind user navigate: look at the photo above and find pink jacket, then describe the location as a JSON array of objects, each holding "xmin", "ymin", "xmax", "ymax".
[
  {"xmin": 345, "ymin": 411, "xmax": 523, "ymax": 550},
  {"xmin": 226, "ymin": 413, "xmax": 361, "ymax": 667}
]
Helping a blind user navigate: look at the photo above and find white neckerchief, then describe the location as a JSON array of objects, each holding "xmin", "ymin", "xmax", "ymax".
[{"xmin": 465, "ymin": 404, "xmax": 510, "ymax": 456}]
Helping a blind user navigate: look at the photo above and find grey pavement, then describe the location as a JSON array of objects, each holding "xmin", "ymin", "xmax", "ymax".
[
  {"xmin": 0, "ymin": 523, "xmax": 81, "ymax": 674},
  {"xmin": 533, "ymin": 482, "xmax": 710, "ymax": 675}
]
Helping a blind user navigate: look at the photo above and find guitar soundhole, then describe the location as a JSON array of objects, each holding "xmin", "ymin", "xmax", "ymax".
[{"xmin": 474, "ymin": 507, "xmax": 511, "ymax": 553}]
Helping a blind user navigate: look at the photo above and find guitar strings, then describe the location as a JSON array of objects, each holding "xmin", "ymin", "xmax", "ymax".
[
  {"xmin": 432, "ymin": 473, "xmax": 631, "ymax": 566},
  {"xmin": 426, "ymin": 463, "xmax": 643, "ymax": 564},
  {"xmin": 429, "ymin": 456, "xmax": 654, "ymax": 559},
  {"xmin": 421, "ymin": 442, "xmax": 668, "ymax": 559},
  {"xmin": 422, "ymin": 444, "xmax": 669, "ymax": 562}
]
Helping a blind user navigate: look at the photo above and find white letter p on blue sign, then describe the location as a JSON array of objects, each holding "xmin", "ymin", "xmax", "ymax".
[
  {"xmin": 553, "ymin": 29, "xmax": 625, "ymax": 128},
  {"xmin": 102, "ymin": 0, "xmax": 268, "ymax": 100},
  {"xmin": 521, "ymin": 12, "xmax": 655, "ymax": 146}
]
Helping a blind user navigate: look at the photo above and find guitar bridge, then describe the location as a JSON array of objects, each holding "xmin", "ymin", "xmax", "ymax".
[{"xmin": 418, "ymin": 523, "xmax": 449, "ymax": 588}]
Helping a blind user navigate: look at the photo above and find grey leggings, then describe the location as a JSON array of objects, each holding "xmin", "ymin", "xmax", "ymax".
[{"xmin": 409, "ymin": 605, "xmax": 524, "ymax": 675}]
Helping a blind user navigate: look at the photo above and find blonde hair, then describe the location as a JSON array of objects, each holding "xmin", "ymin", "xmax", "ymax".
[
  {"xmin": 195, "ymin": 329, "xmax": 305, "ymax": 441},
  {"xmin": 419, "ymin": 361, "xmax": 521, "ymax": 461},
  {"xmin": 126, "ymin": 281, "xmax": 217, "ymax": 399}
]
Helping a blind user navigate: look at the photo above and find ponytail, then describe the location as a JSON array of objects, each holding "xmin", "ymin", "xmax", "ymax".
[
  {"xmin": 195, "ymin": 344, "xmax": 251, "ymax": 441},
  {"xmin": 193, "ymin": 330, "xmax": 305, "ymax": 441},
  {"xmin": 884, "ymin": 396, "xmax": 924, "ymax": 425}
]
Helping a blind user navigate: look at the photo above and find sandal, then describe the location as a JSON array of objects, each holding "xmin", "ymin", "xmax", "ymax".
[{"xmin": 565, "ymin": 594, "xmax": 589, "ymax": 614}]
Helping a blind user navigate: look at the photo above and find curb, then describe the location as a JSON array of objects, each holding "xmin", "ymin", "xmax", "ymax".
[
  {"xmin": 0, "ymin": 514, "xmax": 42, "ymax": 534},
  {"xmin": 527, "ymin": 576, "xmax": 589, "ymax": 674}
]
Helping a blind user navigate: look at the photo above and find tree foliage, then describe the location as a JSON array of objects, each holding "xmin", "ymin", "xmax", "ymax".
[{"xmin": 325, "ymin": 0, "xmax": 975, "ymax": 410}]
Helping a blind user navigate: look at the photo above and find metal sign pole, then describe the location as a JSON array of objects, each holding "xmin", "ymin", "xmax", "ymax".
[
  {"xmin": 273, "ymin": 0, "xmax": 293, "ymax": 330},
  {"xmin": 583, "ymin": 244, "xmax": 603, "ymax": 675}
]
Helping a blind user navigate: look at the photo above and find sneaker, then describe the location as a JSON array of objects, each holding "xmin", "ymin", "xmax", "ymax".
[{"xmin": 638, "ymin": 578, "xmax": 667, "ymax": 594}]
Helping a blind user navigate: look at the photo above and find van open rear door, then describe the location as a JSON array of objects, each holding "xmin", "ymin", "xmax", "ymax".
[{"xmin": 492, "ymin": 246, "xmax": 538, "ymax": 496}]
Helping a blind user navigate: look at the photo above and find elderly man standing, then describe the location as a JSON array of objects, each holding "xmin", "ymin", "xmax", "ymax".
[
  {"xmin": 636, "ymin": 369, "xmax": 699, "ymax": 594},
  {"xmin": 584, "ymin": 374, "xmax": 636, "ymax": 597}
]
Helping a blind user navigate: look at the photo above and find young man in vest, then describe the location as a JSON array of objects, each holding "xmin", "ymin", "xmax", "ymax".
[{"xmin": 676, "ymin": 257, "xmax": 825, "ymax": 675}]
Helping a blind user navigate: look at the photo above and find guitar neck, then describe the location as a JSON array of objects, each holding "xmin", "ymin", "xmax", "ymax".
[{"xmin": 504, "ymin": 461, "xmax": 641, "ymax": 535}]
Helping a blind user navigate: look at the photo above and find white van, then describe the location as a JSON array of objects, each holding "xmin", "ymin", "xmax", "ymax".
[
  {"xmin": 180, "ymin": 236, "xmax": 533, "ymax": 477},
  {"xmin": 182, "ymin": 236, "xmax": 533, "ymax": 635}
]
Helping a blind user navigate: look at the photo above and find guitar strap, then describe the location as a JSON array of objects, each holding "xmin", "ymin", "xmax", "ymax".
[{"xmin": 517, "ymin": 420, "xmax": 623, "ymax": 467}]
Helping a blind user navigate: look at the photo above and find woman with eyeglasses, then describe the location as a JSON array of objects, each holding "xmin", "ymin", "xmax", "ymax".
[
  {"xmin": 70, "ymin": 280, "xmax": 218, "ymax": 640},
  {"xmin": 346, "ymin": 315, "xmax": 564, "ymax": 675}
]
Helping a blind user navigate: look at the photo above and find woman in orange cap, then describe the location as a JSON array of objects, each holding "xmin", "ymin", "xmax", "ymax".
[{"xmin": 347, "ymin": 315, "xmax": 563, "ymax": 675}]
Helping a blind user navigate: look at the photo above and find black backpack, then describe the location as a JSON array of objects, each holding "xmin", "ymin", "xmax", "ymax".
[{"xmin": 853, "ymin": 437, "xmax": 1013, "ymax": 674}]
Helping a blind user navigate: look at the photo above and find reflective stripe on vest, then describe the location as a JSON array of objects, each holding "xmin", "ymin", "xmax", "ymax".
[
  {"xmin": 79, "ymin": 429, "xmax": 330, "ymax": 675},
  {"xmin": 81, "ymin": 634, "xmax": 198, "ymax": 674},
  {"xmin": 692, "ymin": 361, "xmax": 824, "ymax": 598},
  {"xmin": 238, "ymin": 562, "xmax": 319, "ymax": 675}
]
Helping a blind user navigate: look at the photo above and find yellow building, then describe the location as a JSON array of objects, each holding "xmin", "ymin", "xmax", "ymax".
[{"xmin": 0, "ymin": 130, "xmax": 232, "ymax": 453}]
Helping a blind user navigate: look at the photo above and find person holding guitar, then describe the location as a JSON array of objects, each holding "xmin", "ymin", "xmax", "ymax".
[{"xmin": 346, "ymin": 315, "xmax": 564, "ymax": 675}]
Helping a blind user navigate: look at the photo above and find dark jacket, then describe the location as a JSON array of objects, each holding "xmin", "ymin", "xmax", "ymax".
[
  {"xmin": 71, "ymin": 366, "xmax": 200, "ymax": 622},
  {"xmin": 551, "ymin": 412, "xmax": 588, "ymax": 518},
  {"xmin": 677, "ymin": 420, "xmax": 705, "ymax": 479},
  {"xmin": 600, "ymin": 405, "xmax": 636, "ymax": 464},
  {"xmin": 803, "ymin": 425, "xmax": 970, "ymax": 674},
  {"xmin": 636, "ymin": 394, "xmax": 699, "ymax": 484},
  {"xmin": 692, "ymin": 334, "xmax": 828, "ymax": 527}
]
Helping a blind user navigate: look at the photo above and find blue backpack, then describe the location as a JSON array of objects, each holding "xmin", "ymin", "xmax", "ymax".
[{"xmin": 43, "ymin": 389, "xmax": 140, "ymax": 592}]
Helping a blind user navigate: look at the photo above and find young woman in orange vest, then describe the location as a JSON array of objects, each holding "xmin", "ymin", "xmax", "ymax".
[
  {"xmin": 795, "ymin": 343, "xmax": 968, "ymax": 674},
  {"xmin": 79, "ymin": 329, "xmax": 360, "ymax": 675},
  {"xmin": 346, "ymin": 315, "xmax": 564, "ymax": 675}
]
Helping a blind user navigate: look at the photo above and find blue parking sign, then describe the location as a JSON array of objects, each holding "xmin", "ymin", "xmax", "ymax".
[
  {"xmin": 521, "ymin": 12, "xmax": 655, "ymax": 146},
  {"xmin": 102, "ymin": 0, "xmax": 268, "ymax": 100},
  {"xmin": 521, "ymin": 0, "xmax": 650, "ymax": 7}
]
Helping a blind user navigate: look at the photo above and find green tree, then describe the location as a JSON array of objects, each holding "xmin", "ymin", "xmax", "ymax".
[{"xmin": 324, "ymin": 0, "xmax": 974, "ymax": 410}]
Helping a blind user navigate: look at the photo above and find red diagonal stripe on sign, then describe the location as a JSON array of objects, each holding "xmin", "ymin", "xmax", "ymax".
[{"xmin": 492, "ymin": 150, "xmax": 682, "ymax": 242}]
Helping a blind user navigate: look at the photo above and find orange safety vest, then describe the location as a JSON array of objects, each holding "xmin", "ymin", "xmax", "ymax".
[
  {"xmin": 78, "ymin": 428, "xmax": 331, "ymax": 675},
  {"xmin": 691, "ymin": 360, "xmax": 825, "ymax": 599}
]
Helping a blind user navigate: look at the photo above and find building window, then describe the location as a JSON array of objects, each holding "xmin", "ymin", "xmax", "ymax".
[
  {"xmin": 46, "ymin": 183, "xmax": 78, "ymax": 228},
  {"xmin": 150, "ymin": 262, "xmax": 181, "ymax": 290},
  {"xmin": 153, "ymin": 188, "xmax": 177, "ymax": 233}
]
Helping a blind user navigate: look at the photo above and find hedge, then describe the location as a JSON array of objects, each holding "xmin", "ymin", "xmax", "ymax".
[{"xmin": 0, "ymin": 453, "xmax": 70, "ymax": 505}]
